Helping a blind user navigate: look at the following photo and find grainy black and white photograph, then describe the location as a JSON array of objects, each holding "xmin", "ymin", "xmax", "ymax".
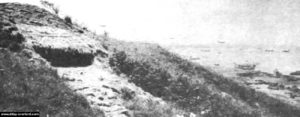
[{"xmin": 1, "ymin": 0, "xmax": 300, "ymax": 117}]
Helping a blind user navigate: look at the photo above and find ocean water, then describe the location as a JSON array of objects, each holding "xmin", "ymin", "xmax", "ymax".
[{"xmin": 169, "ymin": 46, "xmax": 300, "ymax": 75}]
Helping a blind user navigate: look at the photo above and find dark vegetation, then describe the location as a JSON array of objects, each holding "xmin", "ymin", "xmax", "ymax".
[
  {"xmin": 107, "ymin": 40, "xmax": 300, "ymax": 117},
  {"xmin": 64, "ymin": 16, "xmax": 72, "ymax": 25},
  {"xmin": 107, "ymin": 40, "xmax": 260, "ymax": 117},
  {"xmin": 0, "ymin": 49, "xmax": 104, "ymax": 117},
  {"xmin": 0, "ymin": 20, "xmax": 24, "ymax": 52}
]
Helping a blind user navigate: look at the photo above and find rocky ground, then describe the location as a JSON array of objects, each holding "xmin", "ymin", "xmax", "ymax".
[{"xmin": 55, "ymin": 56, "xmax": 167, "ymax": 117}]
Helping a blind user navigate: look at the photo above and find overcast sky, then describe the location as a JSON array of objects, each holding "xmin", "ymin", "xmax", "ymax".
[{"xmin": 2, "ymin": 0, "xmax": 300, "ymax": 47}]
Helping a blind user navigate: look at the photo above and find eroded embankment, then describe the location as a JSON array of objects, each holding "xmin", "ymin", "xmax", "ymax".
[{"xmin": 33, "ymin": 46, "xmax": 94, "ymax": 67}]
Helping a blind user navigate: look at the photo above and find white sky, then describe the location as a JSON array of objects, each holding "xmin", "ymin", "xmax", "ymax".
[{"xmin": 2, "ymin": 0, "xmax": 300, "ymax": 47}]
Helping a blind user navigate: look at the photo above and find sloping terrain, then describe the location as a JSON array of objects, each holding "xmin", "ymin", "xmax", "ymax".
[
  {"xmin": 106, "ymin": 40, "xmax": 259, "ymax": 117},
  {"xmin": 105, "ymin": 39, "xmax": 300, "ymax": 117},
  {"xmin": 1, "ymin": 2, "xmax": 300, "ymax": 117},
  {"xmin": 0, "ymin": 2, "xmax": 181, "ymax": 117},
  {"xmin": 0, "ymin": 47, "xmax": 104, "ymax": 117}
]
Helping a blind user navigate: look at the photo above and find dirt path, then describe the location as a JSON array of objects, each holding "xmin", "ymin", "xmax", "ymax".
[{"xmin": 55, "ymin": 58, "xmax": 167, "ymax": 117}]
